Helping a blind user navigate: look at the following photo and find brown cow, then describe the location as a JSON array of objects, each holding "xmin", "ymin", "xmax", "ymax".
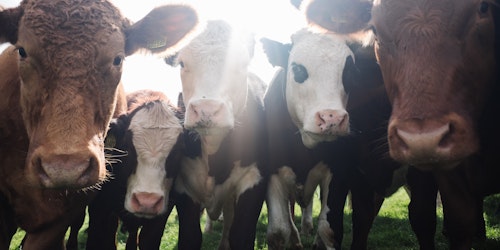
[
  {"xmin": 0, "ymin": 0, "xmax": 198, "ymax": 249},
  {"xmin": 304, "ymin": 0, "xmax": 500, "ymax": 249},
  {"xmin": 370, "ymin": 1, "xmax": 500, "ymax": 249}
]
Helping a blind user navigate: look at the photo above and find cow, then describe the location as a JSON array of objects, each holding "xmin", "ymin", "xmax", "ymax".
[
  {"xmin": 369, "ymin": 1, "xmax": 500, "ymax": 249},
  {"xmin": 303, "ymin": 0, "xmax": 500, "ymax": 249},
  {"xmin": 164, "ymin": 19, "xmax": 269, "ymax": 250},
  {"xmin": 85, "ymin": 90, "xmax": 201, "ymax": 250},
  {"xmin": 262, "ymin": 28, "xmax": 400, "ymax": 250},
  {"xmin": 0, "ymin": 1, "xmax": 199, "ymax": 249}
]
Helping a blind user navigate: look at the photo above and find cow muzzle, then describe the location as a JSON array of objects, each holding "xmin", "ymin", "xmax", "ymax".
[
  {"xmin": 387, "ymin": 114, "xmax": 479, "ymax": 170},
  {"xmin": 128, "ymin": 192, "xmax": 166, "ymax": 218},
  {"xmin": 28, "ymin": 151, "xmax": 101, "ymax": 189}
]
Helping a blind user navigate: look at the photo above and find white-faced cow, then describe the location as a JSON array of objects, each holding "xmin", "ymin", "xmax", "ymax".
[
  {"xmin": 86, "ymin": 90, "xmax": 200, "ymax": 250},
  {"xmin": 305, "ymin": 0, "xmax": 500, "ymax": 248},
  {"xmin": 0, "ymin": 1, "xmax": 198, "ymax": 249},
  {"xmin": 165, "ymin": 20, "xmax": 268, "ymax": 250},
  {"xmin": 262, "ymin": 28, "xmax": 400, "ymax": 250}
]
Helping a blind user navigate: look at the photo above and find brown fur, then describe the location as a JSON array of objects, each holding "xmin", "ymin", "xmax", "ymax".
[
  {"xmin": 369, "ymin": 0, "xmax": 499, "ymax": 249},
  {"xmin": 0, "ymin": 0, "xmax": 198, "ymax": 249}
]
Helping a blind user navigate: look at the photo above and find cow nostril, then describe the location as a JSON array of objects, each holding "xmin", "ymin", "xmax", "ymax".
[
  {"xmin": 438, "ymin": 123, "xmax": 454, "ymax": 148},
  {"xmin": 34, "ymin": 157, "xmax": 50, "ymax": 183}
]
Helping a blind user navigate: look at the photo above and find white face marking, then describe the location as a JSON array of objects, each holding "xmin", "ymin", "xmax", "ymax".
[
  {"xmin": 176, "ymin": 20, "xmax": 253, "ymax": 153},
  {"xmin": 286, "ymin": 29, "xmax": 353, "ymax": 148},
  {"xmin": 124, "ymin": 101, "xmax": 183, "ymax": 215}
]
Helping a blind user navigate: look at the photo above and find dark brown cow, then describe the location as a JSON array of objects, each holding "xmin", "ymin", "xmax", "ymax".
[
  {"xmin": 306, "ymin": 0, "xmax": 500, "ymax": 249},
  {"xmin": 262, "ymin": 30, "xmax": 400, "ymax": 249},
  {"xmin": 0, "ymin": 1, "xmax": 198, "ymax": 249},
  {"xmin": 370, "ymin": 1, "xmax": 500, "ymax": 249},
  {"xmin": 86, "ymin": 90, "xmax": 200, "ymax": 250}
]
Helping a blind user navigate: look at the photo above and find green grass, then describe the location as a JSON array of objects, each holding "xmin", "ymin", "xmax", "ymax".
[{"xmin": 9, "ymin": 188, "xmax": 500, "ymax": 249}]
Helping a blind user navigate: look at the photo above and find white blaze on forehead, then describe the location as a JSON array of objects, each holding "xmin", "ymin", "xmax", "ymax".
[
  {"xmin": 286, "ymin": 29, "xmax": 352, "ymax": 131},
  {"xmin": 125, "ymin": 101, "xmax": 183, "ymax": 207}
]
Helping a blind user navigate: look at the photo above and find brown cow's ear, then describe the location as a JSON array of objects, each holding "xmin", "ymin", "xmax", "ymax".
[
  {"xmin": 125, "ymin": 4, "xmax": 199, "ymax": 56},
  {"xmin": 0, "ymin": 6, "xmax": 23, "ymax": 44}
]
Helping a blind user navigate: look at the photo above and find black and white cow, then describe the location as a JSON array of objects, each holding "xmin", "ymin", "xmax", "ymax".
[
  {"xmin": 165, "ymin": 20, "xmax": 268, "ymax": 250},
  {"xmin": 86, "ymin": 89, "xmax": 200, "ymax": 250},
  {"xmin": 262, "ymin": 28, "xmax": 401, "ymax": 250}
]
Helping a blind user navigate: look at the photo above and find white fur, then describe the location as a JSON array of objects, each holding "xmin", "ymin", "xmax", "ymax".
[
  {"xmin": 267, "ymin": 163, "xmax": 333, "ymax": 248},
  {"xmin": 286, "ymin": 29, "xmax": 353, "ymax": 148},
  {"xmin": 177, "ymin": 20, "xmax": 253, "ymax": 153}
]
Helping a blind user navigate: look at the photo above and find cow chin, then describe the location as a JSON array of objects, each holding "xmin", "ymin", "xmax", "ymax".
[
  {"xmin": 195, "ymin": 127, "xmax": 231, "ymax": 155},
  {"xmin": 389, "ymin": 148, "xmax": 472, "ymax": 172},
  {"xmin": 300, "ymin": 131, "xmax": 339, "ymax": 149}
]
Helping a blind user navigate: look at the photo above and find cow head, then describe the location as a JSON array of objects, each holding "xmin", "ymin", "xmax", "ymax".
[
  {"xmin": 166, "ymin": 20, "xmax": 255, "ymax": 154},
  {"xmin": 371, "ymin": 0, "xmax": 497, "ymax": 170},
  {"xmin": 0, "ymin": 0, "xmax": 198, "ymax": 189},
  {"xmin": 106, "ymin": 90, "xmax": 186, "ymax": 218},
  {"xmin": 299, "ymin": 0, "xmax": 373, "ymax": 34},
  {"xmin": 262, "ymin": 29, "xmax": 354, "ymax": 148}
]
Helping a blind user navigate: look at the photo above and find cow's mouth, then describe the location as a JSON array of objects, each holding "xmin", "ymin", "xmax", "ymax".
[
  {"xmin": 300, "ymin": 130, "xmax": 344, "ymax": 149},
  {"xmin": 195, "ymin": 127, "xmax": 231, "ymax": 155}
]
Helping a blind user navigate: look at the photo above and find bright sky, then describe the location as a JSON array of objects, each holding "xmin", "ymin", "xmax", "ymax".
[{"xmin": 1, "ymin": 0, "xmax": 306, "ymax": 102}]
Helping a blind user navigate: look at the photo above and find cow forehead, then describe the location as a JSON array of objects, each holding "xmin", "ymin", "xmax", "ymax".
[
  {"xmin": 289, "ymin": 30, "xmax": 352, "ymax": 69},
  {"xmin": 129, "ymin": 102, "xmax": 182, "ymax": 130},
  {"xmin": 19, "ymin": 0, "xmax": 127, "ymax": 61},
  {"xmin": 372, "ymin": 0, "xmax": 472, "ymax": 40}
]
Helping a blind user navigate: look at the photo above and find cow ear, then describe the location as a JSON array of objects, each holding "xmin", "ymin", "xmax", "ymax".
[
  {"xmin": 351, "ymin": 45, "xmax": 384, "ymax": 88},
  {"xmin": 176, "ymin": 92, "xmax": 185, "ymax": 120},
  {"xmin": 260, "ymin": 38, "xmax": 291, "ymax": 68},
  {"xmin": 0, "ymin": 6, "xmax": 23, "ymax": 44},
  {"xmin": 125, "ymin": 4, "xmax": 199, "ymax": 55},
  {"xmin": 290, "ymin": 0, "xmax": 303, "ymax": 9},
  {"xmin": 164, "ymin": 52, "xmax": 179, "ymax": 66},
  {"xmin": 342, "ymin": 55, "xmax": 358, "ymax": 93},
  {"xmin": 105, "ymin": 114, "xmax": 129, "ymax": 148}
]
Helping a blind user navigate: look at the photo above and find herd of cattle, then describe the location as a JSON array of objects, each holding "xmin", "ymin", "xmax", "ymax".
[{"xmin": 0, "ymin": 0, "xmax": 498, "ymax": 249}]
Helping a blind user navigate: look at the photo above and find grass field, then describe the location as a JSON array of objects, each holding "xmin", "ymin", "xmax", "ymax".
[{"xmin": 9, "ymin": 188, "xmax": 500, "ymax": 249}]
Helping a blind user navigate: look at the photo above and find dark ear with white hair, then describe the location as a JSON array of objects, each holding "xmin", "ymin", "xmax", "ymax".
[{"xmin": 260, "ymin": 37, "xmax": 291, "ymax": 68}]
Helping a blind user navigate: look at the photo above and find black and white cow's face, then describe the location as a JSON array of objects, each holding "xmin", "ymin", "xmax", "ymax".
[
  {"xmin": 121, "ymin": 100, "xmax": 183, "ymax": 218},
  {"xmin": 264, "ymin": 29, "xmax": 353, "ymax": 148},
  {"xmin": 173, "ymin": 20, "xmax": 254, "ymax": 154}
]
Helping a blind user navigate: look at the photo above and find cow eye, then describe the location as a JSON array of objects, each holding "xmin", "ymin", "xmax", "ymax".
[
  {"xmin": 17, "ymin": 47, "xmax": 28, "ymax": 59},
  {"xmin": 179, "ymin": 61, "xmax": 185, "ymax": 68},
  {"xmin": 112, "ymin": 56, "xmax": 123, "ymax": 66},
  {"xmin": 479, "ymin": 2, "xmax": 489, "ymax": 15},
  {"xmin": 291, "ymin": 62, "xmax": 308, "ymax": 84}
]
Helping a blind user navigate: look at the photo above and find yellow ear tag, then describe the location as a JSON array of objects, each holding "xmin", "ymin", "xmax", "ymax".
[
  {"xmin": 147, "ymin": 38, "xmax": 168, "ymax": 49},
  {"xmin": 105, "ymin": 134, "xmax": 116, "ymax": 148}
]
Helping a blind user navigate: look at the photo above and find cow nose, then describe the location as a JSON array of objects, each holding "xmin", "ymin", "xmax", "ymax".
[
  {"xmin": 315, "ymin": 109, "xmax": 349, "ymax": 134},
  {"xmin": 34, "ymin": 154, "xmax": 96, "ymax": 188},
  {"xmin": 130, "ymin": 192, "xmax": 165, "ymax": 216},
  {"xmin": 187, "ymin": 99, "xmax": 225, "ymax": 125},
  {"xmin": 389, "ymin": 122, "xmax": 452, "ymax": 163}
]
